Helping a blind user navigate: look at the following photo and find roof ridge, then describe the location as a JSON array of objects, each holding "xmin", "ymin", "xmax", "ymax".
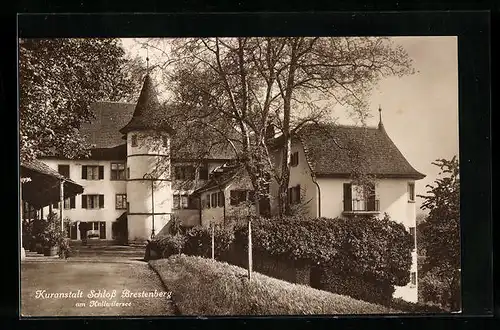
[{"xmin": 301, "ymin": 122, "xmax": 379, "ymax": 130}]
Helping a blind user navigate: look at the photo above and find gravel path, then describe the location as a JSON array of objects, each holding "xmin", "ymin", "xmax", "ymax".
[{"xmin": 21, "ymin": 260, "xmax": 177, "ymax": 317}]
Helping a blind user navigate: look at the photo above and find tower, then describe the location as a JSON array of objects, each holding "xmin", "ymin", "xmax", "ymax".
[{"xmin": 119, "ymin": 74, "xmax": 174, "ymax": 243}]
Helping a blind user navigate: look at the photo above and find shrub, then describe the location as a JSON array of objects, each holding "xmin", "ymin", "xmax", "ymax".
[
  {"xmin": 150, "ymin": 233, "xmax": 188, "ymax": 259},
  {"xmin": 40, "ymin": 212, "xmax": 64, "ymax": 247},
  {"xmin": 419, "ymin": 268, "xmax": 460, "ymax": 311},
  {"xmin": 387, "ymin": 298, "xmax": 446, "ymax": 314},
  {"xmin": 232, "ymin": 214, "xmax": 413, "ymax": 304},
  {"xmin": 149, "ymin": 255, "xmax": 399, "ymax": 315},
  {"xmin": 58, "ymin": 237, "xmax": 72, "ymax": 259},
  {"xmin": 183, "ymin": 226, "xmax": 234, "ymax": 258}
]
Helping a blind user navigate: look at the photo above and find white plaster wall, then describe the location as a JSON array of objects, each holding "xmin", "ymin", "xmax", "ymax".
[
  {"xmin": 200, "ymin": 172, "xmax": 256, "ymax": 227},
  {"xmin": 269, "ymin": 140, "xmax": 318, "ymax": 218},
  {"xmin": 126, "ymin": 130, "xmax": 172, "ymax": 242},
  {"xmin": 39, "ymin": 158, "xmax": 127, "ymax": 240},
  {"xmin": 316, "ymin": 177, "xmax": 420, "ymax": 302},
  {"xmin": 174, "ymin": 209, "xmax": 200, "ymax": 227},
  {"xmin": 200, "ymin": 190, "xmax": 225, "ymax": 227}
]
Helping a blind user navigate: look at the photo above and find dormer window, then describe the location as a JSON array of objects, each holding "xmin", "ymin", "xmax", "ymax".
[{"xmin": 131, "ymin": 134, "xmax": 138, "ymax": 147}]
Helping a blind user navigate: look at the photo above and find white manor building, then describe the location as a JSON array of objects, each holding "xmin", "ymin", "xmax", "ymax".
[{"xmin": 35, "ymin": 74, "xmax": 425, "ymax": 302}]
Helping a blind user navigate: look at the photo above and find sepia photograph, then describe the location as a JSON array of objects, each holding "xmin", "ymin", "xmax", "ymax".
[{"xmin": 19, "ymin": 35, "xmax": 460, "ymax": 317}]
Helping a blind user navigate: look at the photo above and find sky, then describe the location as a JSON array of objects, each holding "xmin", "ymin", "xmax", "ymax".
[{"xmin": 121, "ymin": 37, "xmax": 459, "ymax": 212}]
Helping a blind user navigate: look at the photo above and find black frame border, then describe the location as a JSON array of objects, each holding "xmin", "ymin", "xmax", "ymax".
[{"xmin": 7, "ymin": 10, "xmax": 493, "ymax": 326}]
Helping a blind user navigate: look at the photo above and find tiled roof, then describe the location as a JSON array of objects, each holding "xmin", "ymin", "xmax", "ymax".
[
  {"xmin": 193, "ymin": 162, "xmax": 244, "ymax": 194},
  {"xmin": 172, "ymin": 179, "xmax": 207, "ymax": 194},
  {"xmin": 77, "ymin": 101, "xmax": 236, "ymax": 160},
  {"xmin": 21, "ymin": 159, "xmax": 68, "ymax": 181},
  {"xmin": 20, "ymin": 159, "xmax": 84, "ymax": 207},
  {"xmin": 79, "ymin": 102, "xmax": 136, "ymax": 149},
  {"xmin": 119, "ymin": 74, "xmax": 174, "ymax": 135},
  {"xmin": 292, "ymin": 123, "xmax": 425, "ymax": 179}
]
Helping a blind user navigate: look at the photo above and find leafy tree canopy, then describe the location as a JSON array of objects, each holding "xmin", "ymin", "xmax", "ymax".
[{"xmin": 19, "ymin": 38, "xmax": 144, "ymax": 163}]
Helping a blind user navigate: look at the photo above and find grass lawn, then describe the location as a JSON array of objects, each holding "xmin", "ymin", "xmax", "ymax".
[
  {"xmin": 150, "ymin": 255, "xmax": 401, "ymax": 315},
  {"xmin": 21, "ymin": 260, "xmax": 176, "ymax": 317}
]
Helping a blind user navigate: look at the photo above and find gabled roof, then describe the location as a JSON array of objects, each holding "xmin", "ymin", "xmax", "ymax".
[
  {"xmin": 290, "ymin": 123, "xmax": 425, "ymax": 180},
  {"xmin": 193, "ymin": 162, "xmax": 244, "ymax": 194},
  {"xmin": 119, "ymin": 74, "xmax": 174, "ymax": 135}
]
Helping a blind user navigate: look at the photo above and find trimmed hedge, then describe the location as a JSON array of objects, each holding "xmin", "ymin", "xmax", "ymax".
[
  {"xmin": 148, "ymin": 225, "xmax": 234, "ymax": 260},
  {"xmin": 234, "ymin": 214, "xmax": 413, "ymax": 285},
  {"xmin": 149, "ymin": 214, "xmax": 414, "ymax": 306},
  {"xmin": 150, "ymin": 255, "xmax": 400, "ymax": 315}
]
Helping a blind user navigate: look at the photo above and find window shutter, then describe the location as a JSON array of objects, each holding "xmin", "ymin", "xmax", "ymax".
[
  {"xmin": 82, "ymin": 166, "xmax": 87, "ymax": 179},
  {"xmin": 248, "ymin": 191, "xmax": 255, "ymax": 203},
  {"xmin": 343, "ymin": 183, "xmax": 352, "ymax": 211},
  {"xmin": 70, "ymin": 196, "xmax": 75, "ymax": 209},
  {"xmin": 99, "ymin": 166, "xmax": 104, "ymax": 180},
  {"xmin": 230, "ymin": 191, "xmax": 237, "ymax": 206},
  {"xmin": 99, "ymin": 195, "xmax": 104, "ymax": 208},
  {"xmin": 82, "ymin": 195, "xmax": 87, "ymax": 209}
]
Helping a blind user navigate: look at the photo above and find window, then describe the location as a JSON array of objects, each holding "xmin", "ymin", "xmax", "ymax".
[
  {"xmin": 116, "ymin": 194, "xmax": 127, "ymax": 209},
  {"xmin": 82, "ymin": 194, "xmax": 104, "ymax": 209},
  {"xmin": 288, "ymin": 185, "xmax": 301, "ymax": 205},
  {"xmin": 51, "ymin": 197, "xmax": 74, "ymax": 209},
  {"xmin": 64, "ymin": 197, "xmax": 76, "ymax": 209},
  {"xmin": 343, "ymin": 183, "xmax": 379, "ymax": 212},
  {"xmin": 181, "ymin": 195, "xmax": 188, "ymax": 209},
  {"xmin": 87, "ymin": 221, "xmax": 106, "ymax": 239},
  {"xmin": 58, "ymin": 164, "xmax": 70, "ymax": 178},
  {"xmin": 82, "ymin": 165, "xmax": 104, "ymax": 180},
  {"xmin": 131, "ymin": 134, "xmax": 138, "ymax": 147},
  {"xmin": 174, "ymin": 166, "xmax": 196, "ymax": 180},
  {"xmin": 111, "ymin": 163, "xmax": 126, "ymax": 180},
  {"xmin": 290, "ymin": 152, "xmax": 299, "ymax": 167},
  {"xmin": 173, "ymin": 195, "xmax": 190, "ymax": 209},
  {"xmin": 408, "ymin": 183, "xmax": 415, "ymax": 202},
  {"xmin": 410, "ymin": 272, "xmax": 417, "ymax": 286},
  {"xmin": 230, "ymin": 190, "xmax": 251, "ymax": 206},
  {"xmin": 409, "ymin": 226, "xmax": 416, "ymax": 249},
  {"xmin": 211, "ymin": 193, "xmax": 217, "ymax": 208},
  {"xmin": 198, "ymin": 165, "xmax": 209, "ymax": 180},
  {"xmin": 127, "ymin": 167, "xmax": 130, "ymax": 179}
]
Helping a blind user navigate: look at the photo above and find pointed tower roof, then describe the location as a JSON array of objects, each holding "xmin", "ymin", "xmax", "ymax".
[
  {"xmin": 119, "ymin": 74, "xmax": 174, "ymax": 135},
  {"xmin": 378, "ymin": 105, "xmax": 386, "ymax": 132}
]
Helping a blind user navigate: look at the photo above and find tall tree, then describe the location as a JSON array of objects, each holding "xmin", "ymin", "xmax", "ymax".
[
  {"xmin": 19, "ymin": 38, "xmax": 144, "ymax": 163},
  {"xmin": 417, "ymin": 156, "xmax": 460, "ymax": 310},
  {"xmin": 144, "ymin": 37, "xmax": 414, "ymax": 215}
]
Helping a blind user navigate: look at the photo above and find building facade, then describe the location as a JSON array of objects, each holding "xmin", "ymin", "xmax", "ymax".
[{"xmin": 35, "ymin": 75, "xmax": 424, "ymax": 302}]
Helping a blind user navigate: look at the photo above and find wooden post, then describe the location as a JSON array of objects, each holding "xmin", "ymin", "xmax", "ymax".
[
  {"xmin": 60, "ymin": 179, "xmax": 64, "ymax": 233},
  {"xmin": 151, "ymin": 179, "xmax": 155, "ymax": 239},
  {"xmin": 248, "ymin": 216, "xmax": 252, "ymax": 280},
  {"xmin": 211, "ymin": 219, "xmax": 215, "ymax": 260}
]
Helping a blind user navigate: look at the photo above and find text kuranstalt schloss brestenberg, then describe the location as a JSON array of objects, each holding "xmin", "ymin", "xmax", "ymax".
[{"xmin": 34, "ymin": 289, "xmax": 172, "ymax": 308}]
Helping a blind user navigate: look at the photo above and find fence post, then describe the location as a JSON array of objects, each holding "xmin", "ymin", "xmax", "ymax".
[
  {"xmin": 248, "ymin": 215, "xmax": 252, "ymax": 281},
  {"xmin": 211, "ymin": 219, "xmax": 215, "ymax": 260}
]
